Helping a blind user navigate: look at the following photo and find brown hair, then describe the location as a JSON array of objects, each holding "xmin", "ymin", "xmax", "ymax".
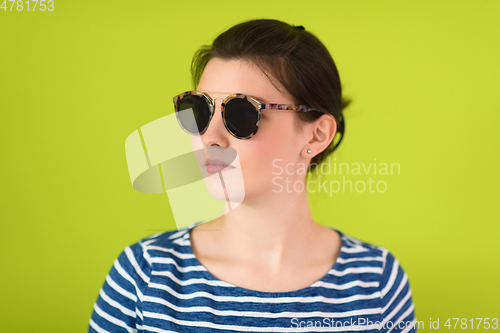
[{"xmin": 191, "ymin": 18, "xmax": 351, "ymax": 174}]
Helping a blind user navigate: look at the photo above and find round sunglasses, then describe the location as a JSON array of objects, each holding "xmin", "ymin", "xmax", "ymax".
[{"xmin": 173, "ymin": 90, "xmax": 324, "ymax": 140}]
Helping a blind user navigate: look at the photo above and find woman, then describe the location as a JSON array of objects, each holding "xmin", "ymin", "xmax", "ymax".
[{"xmin": 89, "ymin": 19, "xmax": 416, "ymax": 332}]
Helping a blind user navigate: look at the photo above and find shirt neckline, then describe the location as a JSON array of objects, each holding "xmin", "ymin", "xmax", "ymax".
[{"xmin": 184, "ymin": 221, "xmax": 346, "ymax": 298}]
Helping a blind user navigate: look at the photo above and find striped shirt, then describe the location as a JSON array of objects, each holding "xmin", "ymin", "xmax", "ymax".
[{"xmin": 88, "ymin": 221, "xmax": 417, "ymax": 332}]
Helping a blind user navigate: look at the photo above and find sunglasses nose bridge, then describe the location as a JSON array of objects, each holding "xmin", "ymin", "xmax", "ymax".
[
  {"xmin": 202, "ymin": 97, "xmax": 227, "ymax": 137},
  {"xmin": 211, "ymin": 97, "xmax": 225, "ymax": 110}
]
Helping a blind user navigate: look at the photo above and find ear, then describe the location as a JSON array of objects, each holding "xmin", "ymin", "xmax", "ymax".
[{"xmin": 302, "ymin": 114, "xmax": 337, "ymax": 157}]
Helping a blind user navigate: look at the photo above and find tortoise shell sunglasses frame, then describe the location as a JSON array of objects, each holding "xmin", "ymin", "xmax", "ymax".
[{"xmin": 173, "ymin": 90, "xmax": 325, "ymax": 140}]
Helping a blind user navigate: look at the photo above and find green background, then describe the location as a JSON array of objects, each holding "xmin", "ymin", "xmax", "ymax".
[{"xmin": 1, "ymin": 0, "xmax": 499, "ymax": 331}]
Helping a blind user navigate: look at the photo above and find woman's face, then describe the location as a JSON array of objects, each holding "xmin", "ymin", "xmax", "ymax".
[{"xmin": 196, "ymin": 58, "xmax": 310, "ymax": 205}]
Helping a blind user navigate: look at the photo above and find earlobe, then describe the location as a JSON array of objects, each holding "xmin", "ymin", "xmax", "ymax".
[{"xmin": 302, "ymin": 147, "xmax": 314, "ymax": 158}]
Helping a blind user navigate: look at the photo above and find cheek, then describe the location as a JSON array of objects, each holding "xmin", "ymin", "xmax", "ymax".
[{"xmin": 238, "ymin": 119, "xmax": 299, "ymax": 178}]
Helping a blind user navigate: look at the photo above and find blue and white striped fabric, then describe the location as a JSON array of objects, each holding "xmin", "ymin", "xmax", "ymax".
[{"xmin": 88, "ymin": 221, "xmax": 417, "ymax": 332}]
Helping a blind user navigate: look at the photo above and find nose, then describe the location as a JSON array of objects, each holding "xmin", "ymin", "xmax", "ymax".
[{"xmin": 201, "ymin": 97, "xmax": 229, "ymax": 145}]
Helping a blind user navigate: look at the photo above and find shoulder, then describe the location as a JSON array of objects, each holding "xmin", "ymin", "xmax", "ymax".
[
  {"xmin": 336, "ymin": 229, "xmax": 413, "ymax": 294},
  {"xmin": 88, "ymin": 224, "xmax": 201, "ymax": 331},
  {"xmin": 109, "ymin": 223, "xmax": 198, "ymax": 293},
  {"xmin": 336, "ymin": 229, "xmax": 417, "ymax": 330},
  {"xmin": 125, "ymin": 222, "xmax": 199, "ymax": 266},
  {"xmin": 334, "ymin": 229, "xmax": 389, "ymax": 274}
]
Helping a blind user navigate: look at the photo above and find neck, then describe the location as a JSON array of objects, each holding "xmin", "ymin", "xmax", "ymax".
[{"xmin": 212, "ymin": 185, "xmax": 322, "ymax": 268}]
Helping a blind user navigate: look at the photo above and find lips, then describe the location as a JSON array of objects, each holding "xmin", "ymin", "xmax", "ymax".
[
  {"xmin": 205, "ymin": 158, "xmax": 234, "ymax": 173},
  {"xmin": 205, "ymin": 158, "xmax": 229, "ymax": 167}
]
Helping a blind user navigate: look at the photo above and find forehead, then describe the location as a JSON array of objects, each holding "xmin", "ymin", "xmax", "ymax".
[{"xmin": 197, "ymin": 58, "xmax": 293, "ymax": 103}]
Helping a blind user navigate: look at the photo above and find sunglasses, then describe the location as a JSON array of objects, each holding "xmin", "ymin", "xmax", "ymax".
[{"xmin": 173, "ymin": 90, "xmax": 323, "ymax": 140}]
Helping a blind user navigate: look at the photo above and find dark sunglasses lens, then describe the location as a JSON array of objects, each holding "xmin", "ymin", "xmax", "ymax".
[
  {"xmin": 225, "ymin": 98, "xmax": 259, "ymax": 138},
  {"xmin": 176, "ymin": 94, "xmax": 210, "ymax": 135}
]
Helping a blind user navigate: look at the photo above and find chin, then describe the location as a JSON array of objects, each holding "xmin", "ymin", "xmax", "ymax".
[{"xmin": 203, "ymin": 168, "xmax": 246, "ymax": 205}]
